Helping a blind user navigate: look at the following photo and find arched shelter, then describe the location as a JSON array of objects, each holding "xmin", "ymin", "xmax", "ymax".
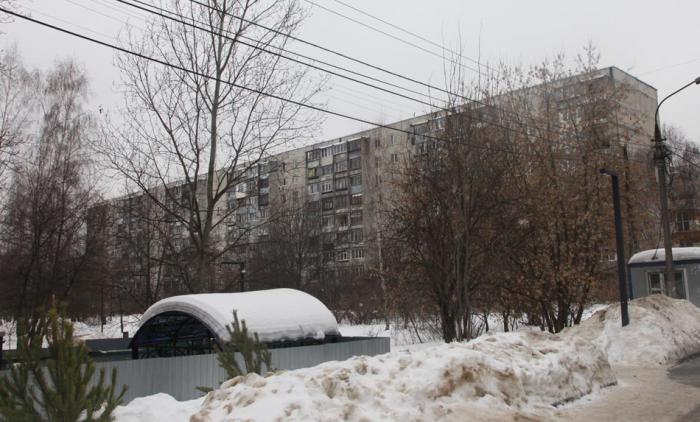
[{"xmin": 129, "ymin": 288, "xmax": 340, "ymax": 359}]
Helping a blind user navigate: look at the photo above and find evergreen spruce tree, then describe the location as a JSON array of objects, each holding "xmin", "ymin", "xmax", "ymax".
[
  {"xmin": 198, "ymin": 310, "xmax": 273, "ymax": 393},
  {"xmin": 0, "ymin": 306, "xmax": 126, "ymax": 421}
]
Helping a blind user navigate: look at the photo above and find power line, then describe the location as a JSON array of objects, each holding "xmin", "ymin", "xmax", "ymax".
[
  {"xmin": 114, "ymin": 0, "xmax": 449, "ymax": 110},
  {"xmin": 2, "ymin": 7, "xmax": 650, "ymax": 166},
  {"xmin": 102, "ymin": 0, "xmax": 591, "ymax": 144},
  {"xmin": 302, "ymin": 0, "xmax": 482, "ymax": 76},
  {"xmin": 327, "ymin": 0, "xmax": 495, "ymax": 74},
  {"xmin": 180, "ymin": 0, "xmax": 656, "ymax": 152}
]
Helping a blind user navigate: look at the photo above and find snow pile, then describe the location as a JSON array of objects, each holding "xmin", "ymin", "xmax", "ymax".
[
  {"xmin": 189, "ymin": 331, "xmax": 614, "ymax": 421},
  {"xmin": 141, "ymin": 289, "xmax": 339, "ymax": 343},
  {"xmin": 113, "ymin": 393, "xmax": 203, "ymax": 422},
  {"xmin": 564, "ymin": 295, "xmax": 700, "ymax": 366}
]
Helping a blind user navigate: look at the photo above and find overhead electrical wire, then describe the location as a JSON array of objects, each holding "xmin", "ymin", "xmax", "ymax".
[
  {"xmin": 301, "ymin": 0, "xmax": 482, "ymax": 76},
  {"xmin": 178, "ymin": 0, "xmax": 657, "ymax": 151},
  {"xmin": 327, "ymin": 0, "xmax": 493, "ymax": 73},
  {"xmin": 2, "ymin": 6, "xmax": 651, "ymax": 165}
]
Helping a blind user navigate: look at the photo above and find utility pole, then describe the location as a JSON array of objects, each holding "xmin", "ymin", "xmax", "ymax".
[
  {"xmin": 653, "ymin": 76, "xmax": 700, "ymax": 298},
  {"xmin": 654, "ymin": 124, "xmax": 676, "ymax": 297},
  {"xmin": 600, "ymin": 169, "xmax": 629, "ymax": 327}
]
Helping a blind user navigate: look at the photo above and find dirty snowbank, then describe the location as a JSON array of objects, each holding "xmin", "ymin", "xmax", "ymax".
[
  {"xmin": 189, "ymin": 331, "xmax": 614, "ymax": 421},
  {"xmin": 563, "ymin": 294, "xmax": 700, "ymax": 367}
]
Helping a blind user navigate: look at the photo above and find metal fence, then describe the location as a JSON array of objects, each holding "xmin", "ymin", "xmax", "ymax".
[{"xmin": 1, "ymin": 337, "xmax": 389, "ymax": 403}]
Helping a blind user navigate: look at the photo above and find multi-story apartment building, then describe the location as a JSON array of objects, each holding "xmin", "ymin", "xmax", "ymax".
[{"xmin": 100, "ymin": 66, "xmax": 658, "ymax": 303}]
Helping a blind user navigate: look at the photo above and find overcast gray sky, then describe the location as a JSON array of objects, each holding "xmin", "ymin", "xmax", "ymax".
[{"xmin": 3, "ymin": 0, "xmax": 700, "ymax": 144}]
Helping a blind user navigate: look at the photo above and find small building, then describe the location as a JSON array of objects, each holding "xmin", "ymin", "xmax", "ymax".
[
  {"xmin": 130, "ymin": 288, "xmax": 341, "ymax": 358},
  {"xmin": 628, "ymin": 247, "xmax": 700, "ymax": 307}
]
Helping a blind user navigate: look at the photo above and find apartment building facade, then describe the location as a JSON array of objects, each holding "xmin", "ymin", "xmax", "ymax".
[{"xmin": 100, "ymin": 66, "xmax": 658, "ymax": 304}]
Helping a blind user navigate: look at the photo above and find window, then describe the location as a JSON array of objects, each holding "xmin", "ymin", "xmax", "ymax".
[
  {"xmin": 335, "ymin": 195, "xmax": 348, "ymax": 209},
  {"xmin": 308, "ymin": 183, "xmax": 319, "ymax": 194},
  {"xmin": 334, "ymin": 160, "xmax": 348, "ymax": 172},
  {"xmin": 321, "ymin": 164, "xmax": 333, "ymax": 175},
  {"xmin": 352, "ymin": 248, "xmax": 364, "ymax": 259},
  {"xmin": 336, "ymin": 213, "xmax": 349, "ymax": 227},
  {"xmin": 350, "ymin": 229, "xmax": 363, "ymax": 242},
  {"xmin": 322, "ymin": 215, "xmax": 335, "ymax": 228},
  {"xmin": 258, "ymin": 178, "xmax": 269, "ymax": 189},
  {"xmin": 348, "ymin": 139, "xmax": 361, "ymax": 152},
  {"xmin": 322, "ymin": 198, "xmax": 334, "ymax": 211},
  {"xmin": 321, "ymin": 147, "xmax": 332, "ymax": 157},
  {"xmin": 391, "ymin": 153, "xmax": 399, "ymax": 162},
  {"xmin": 332, "ymin": 143, "xmax": 347, "ymax": 154},
  {"xmin": 307, "ymin": 150, "xmax": 320, "ymax": 161},
  {"xmin": 258, "ymin": 194, "xmax": 269, "ymax": 206},
  {"xmin": 390, "ymin": 134, "xmax": 396, "ymax": 145},
  {"xmin": 374, "ymin": 138, "xmax": 380, "ymax": 148},
  {"xmin": 322, "ymin": 181, "xmax": 333, "ymax": 193},
  {"xmin": 307, "ymin": 167, "xmax": 318, "ymax": 179},
  {"xmin": 337, "ymin": 250, "xmax": 349, "ymax": 261},
  {"xmin": 647, "ymin": 272, "xmax": 662, "ymax": 294},
  {"xmin": 335, "ymin": 177, "xmax": 348, "ymax": 190},
  {"xmin": 307, "ymin": 200, "xmax": 320, "ymax": 212},
  {"xmin": 647, "ymin": 271, "xmax": 686, "ymax": 297},
  {"xmin": 323, "ymin": 251, "xmax": 335, "ymax": 262},
  {"xmin": 259, "ymin": 207, "xmax": 268, "ymax": 218},
  {"xmin": 350, "ymin": 174, "xmax": 362, "ymax": 187},
  {"xmin": 349, "ymin": 157, "xmax": 362, "ymax": 170},
  {"xmin": 676, "ymin": 212, "xmax": 691, "ymax": 232},
  {"xmin": 350, "ymin": 210, "xmax": 363, "ymax": 226},
  {"xmin": 351, "ymin": 194, "xmax": 363, "ymax": 206},
  {"xmin": 336, "ymin": 230, "xmax": 348, "ymax": 243}
]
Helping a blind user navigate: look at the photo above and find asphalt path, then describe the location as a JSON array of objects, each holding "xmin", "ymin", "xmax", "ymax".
[{"xmin": 669, "ymin": 355, "xmax": 700, "ymax": 421}]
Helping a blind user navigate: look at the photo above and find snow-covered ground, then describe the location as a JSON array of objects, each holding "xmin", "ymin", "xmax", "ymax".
[
  {"xmin": 7, "ymin": 295, "xmax": 699, "ymax": 421},
  {"xmin": 0, "ymin": 315, "xmax": 142, "ymax": 350},
  {"xmin": 111, "ymin": 295, "xmax": 700, "ymax": 421},
  {"xmin": 112, "ymin": 393, "xmax": 203, "ymax": 422}
]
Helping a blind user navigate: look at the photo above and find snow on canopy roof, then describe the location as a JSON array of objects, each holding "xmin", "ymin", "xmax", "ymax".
[
  {"xmin": 138, "ymin": 288, "xmax": 339, "ymax": 343},
  {"xmin": 628, "ymin": 247, "xmax": 700, "ymax": 265}
]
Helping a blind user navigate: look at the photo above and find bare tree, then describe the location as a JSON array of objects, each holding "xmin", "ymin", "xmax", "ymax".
[
  {"xmin": 99, "ymin": 0, "xmax": 323, "ymax": 293},
  {"xmin": 495, "ymin": 48, "xmax": 658, "ymax": 332},
  {"xmin": 0, "ymin": 47, "xmax": 34, "ymax": 196},
  {"xmin": 0, "ymin": 59, "xmax": 103, "ymax": 320}
]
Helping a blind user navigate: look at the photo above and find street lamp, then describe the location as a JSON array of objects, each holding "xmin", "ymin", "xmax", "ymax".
[
  {"xmin": 222, "ymin": 261, "xmax": 246, "ymax": 292},
  {"xmin": 0, "ymin": 330, "xmax": 5, "ymax": 370},
  {"xmin": 653, "ymin": 76, "xmax": 700, "ymax": 298},
  {"xmin": 599, "ymin": 169, "xmax": 630, "ymax": 327}
]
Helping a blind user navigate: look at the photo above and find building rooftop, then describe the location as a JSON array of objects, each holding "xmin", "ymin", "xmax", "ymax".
[{"xmin": 628, "ymin": 247, "xmax": 700, "ymax": 265}]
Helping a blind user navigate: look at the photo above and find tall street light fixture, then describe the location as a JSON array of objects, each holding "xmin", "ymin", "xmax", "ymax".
[
  {"xmin": 653, "ymin": 76, "xmax": 700, "ymax": 298},
  {"xmin": 600, "ymin": 169, "xmax": 630, "ymax": 327},
  {"xmin": 222, "ymin": 261, "xmax": 246, "ymax": 292}
]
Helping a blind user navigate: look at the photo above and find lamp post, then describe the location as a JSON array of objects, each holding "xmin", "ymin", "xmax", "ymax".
[
  {"xmin": 653, "ymin": 76, "xmax": 700, "ymax": 298},
  {"xmin": 222, "ymin": 261, "xmax": 246, "ymax": 292},
  {"xmin": 600, "ymin": 169, "xmax": 630, "ymax": 327},
  {"xmin": 0, "ymin": 330, "xmax": 5, "ymax": 370}
]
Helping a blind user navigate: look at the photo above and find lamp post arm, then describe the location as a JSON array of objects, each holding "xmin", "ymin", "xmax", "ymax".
[{"xmin": 655, "ymin": 77, "xmax": 700, "ymax": 132}]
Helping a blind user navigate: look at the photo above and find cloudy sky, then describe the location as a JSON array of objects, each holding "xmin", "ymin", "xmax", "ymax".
[{"xmin": 3, "ymin": 0, "xmax": 700, "ymax": 144}]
